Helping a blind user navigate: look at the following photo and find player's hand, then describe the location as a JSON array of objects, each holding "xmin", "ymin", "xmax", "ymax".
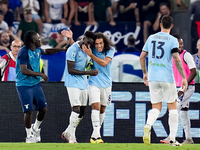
[
  {"xmin": 88, "ymin": 70, "xmax": 99, "ymax": 76},
  {"xmin": 61, "ymin": 28, "xmax": 73, "ymax": 39},
  {"xmin": 181, "ymin": 78, "xmax": 188, "ymax": 92},
  {"xmin": 40, "ymin": 73, "xmax": 49, "ymax": 82},
  {"xmin": 82, "ymin": 44, "xmax": 92, "ymax": 56},
  {"xmin": 143, "ymin": 73, "xmax": 149, "ymax": 86}
]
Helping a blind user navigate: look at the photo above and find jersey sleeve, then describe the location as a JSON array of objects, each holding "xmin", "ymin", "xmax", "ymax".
[
  {"xmin": 171, "ymin": 37, "xmax": 179, "ymax": 50},
  {"xmin": 66, "ymin": 45, "xmax": 76, "ymax": 62},
  {"xmin": 142, "ymin": 36, "xmax": 151, "ymax": 52},
  {"xmin": 184, "ymin": 52, "xmax": 196, "ymax": 69},
  {"xmin": 39, "ymin": 47, "xmax": 44, "ymax": 55},
  {"xmin": 106, "ymin": 47, "xmax": 115, "ymax": 59}
]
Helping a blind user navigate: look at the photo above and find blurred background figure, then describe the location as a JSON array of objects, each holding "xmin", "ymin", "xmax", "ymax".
[
  {"xmin": 38, "ymin": 0, "xmax": 45, "ymax": 21},
  {"xmin": 44, "ymin": 0, "xmax": 68, "ymax": 24},
  {"xmin": 152, "ymin": 2, "xmax": 170, "ymax": 33},
  {"xmin": 190, "ymin": 0, "xmax": 200, "ymax": 54},
  {"xmin": 0, "ymin": 31, "xmax": 21, "ymax": 53},
  {"xmin": 138, "ymin": 0, "xmax": 170, "ymax": 43},
  {"xmin": 0, "ymin": 39, "xmax": 22, "ymax": 81},
  {"xmin": 107, "ymin": 0, "xmax": 119, "ymax": 22},
  {"xmin": 17, "ymin": 7, "xmax": 39, "ymax": 41},
  {"xmin": 0, "ymin": 9, "xmax": 9, "ymax": 34},
  {"xmin": 0, "ymin": 0, "xmax": 14, "ymax": 31},
  {"xmin": 8, "ymin": 0, "xmax": 21, "ymax": 21},
  {"xmin": 119, "ymin": 0, "xmax": 140, "ymax": 25},
  {"xmin": 48, "ymin": 29, "xmax": 69, "ymax": 48},
  {"xmin": 66, "ymin": 0, "xmax": 76, "ymax": 25},
  {"xmin": 193, "ymin": 39, "xmax": 200, "ymax": 83},
  {"xmin": 93, "ymin": 0, "xmax": 116, "ymax": 26},
  {"xmin": 170, "ymin": 0, "xmax": 190, "ymax": 12},
  {"xmin": 21, "ymin": 0, "xmax": 43, "ymax": 36},
  {"xmin": 74, "ymin": 0, "xmax": 97, "ymax": 26},
  {"xmin": 121, "ymin": 35, "xmax": 140, "ymax": 53}
]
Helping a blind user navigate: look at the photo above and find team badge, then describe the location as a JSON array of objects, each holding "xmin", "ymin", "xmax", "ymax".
[{"xmin": 72, "ymin": 53, "xmax": 75, "ymax": 57}]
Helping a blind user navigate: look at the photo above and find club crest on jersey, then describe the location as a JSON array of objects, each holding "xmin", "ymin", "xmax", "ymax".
[
  {"xmin": 24, "ymin": 104, "xmax": 29, "ymax": 109},
  {"xmin": 72, "ymin": 53, "xmax": 75, "ymax": 57}
]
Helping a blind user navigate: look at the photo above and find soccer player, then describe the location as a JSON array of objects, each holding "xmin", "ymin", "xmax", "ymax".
[
  {"xmin": 16, "ymin": 30, "xmax": 68, "ymax": 143},
  {"xmin": 140, "ymin": 15, "xmax": 188, "ymax": 146},
  {"xmin": 160, "ymin": 35, "xmax": 196, "ymax": 144},
  {"xmin": 193, "ymin": 39, "xmax": 200, "ymax": 83},
  {"xmin": 61, "ymin": 31, "xmax": 99, "ymax": 143},
  {"xmin": 82, "ymin": 32, "xmax": 115, "ymax": 143}
]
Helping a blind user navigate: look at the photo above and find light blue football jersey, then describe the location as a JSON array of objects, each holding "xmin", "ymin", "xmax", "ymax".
[
  {"xmin": 142, "ymin": 32, "xmax": 179, "ymax": 83},
  {"xmin": 64, "ymin": 42, "xmax": 88, "ymax": 89},
  {"xmin": 88, "ymin": 46, "xmax": 115, "ymax": 88}
]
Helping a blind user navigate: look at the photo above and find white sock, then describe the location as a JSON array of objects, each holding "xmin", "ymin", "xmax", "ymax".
[
  {"xmin": 91, "ymin": 109, "xmax": 100, "ymax": 139},
  {"xmin": 25, "ymin": 127, "xmax": 32, "ymax": 138},
  {"xmin": 180, "ymin": 110, "xmax": 191, "ymax": 139},
  {"xmin": 169, "ymin": 109, "xmax": 178, "ymax": 142},
  {"xmin": 64, "ymin": 125, "xmax": 70, "ymax": 133},
  {"xmin": 69, "ymin": 111, "xmax": 79, "ymax": 138},
  {"xmin": 33, "ymin": 119, "xmax": 42, "ymax": 130},
  {"xmin": 146, "ymin": 108, "xmax": 160, "ymax": 126},
  {"xmin": 100, "ymin": 113, "xmax": 105, "ymax": 127},
  {"xmin": 65, "ymin": 117, "xmax": 82, "ymax": 134}
]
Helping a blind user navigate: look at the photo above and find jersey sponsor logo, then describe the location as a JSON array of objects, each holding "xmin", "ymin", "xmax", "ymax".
[{"xmin": 149, "ymin": 61, "xmax": 165, "ymax": 67}]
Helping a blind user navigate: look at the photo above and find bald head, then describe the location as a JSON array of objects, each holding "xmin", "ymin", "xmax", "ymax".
[
  {"xmin": 11, "ymin": 40, "xmax": 22, "ymax": 46},
  {"xmin": 11, "ymin": 40, "xmax": 22, "ymax": 56}
]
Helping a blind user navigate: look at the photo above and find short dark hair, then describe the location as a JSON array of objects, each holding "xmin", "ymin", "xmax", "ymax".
[
  {"xmin": 95, "ymin": 32, "xmax": 115, "ymax": 52},
  {"xmin": 24, "ymin": 30, "xmax": 38, "ymax": 49},
  {"xmin": 84, "ymin": 31, "xmax": 95, "ymax": 41},
  {"xmin": 128, "ymin": 35, "xmax": 135, "ymax": 46},
  {"xmin": 0, "ymin": 0, "xmax": 9, "ymax": 5},
  {"xmin": 159, "ymin": 2, "xmax": 170, "ymax": 9},
  {"xmin": 161, "ymin": 15, "xmax": 173, "ymax": 29},
  {"xmin": 173, "ymin": 34, "xmax": 181, "ymax": 39}
]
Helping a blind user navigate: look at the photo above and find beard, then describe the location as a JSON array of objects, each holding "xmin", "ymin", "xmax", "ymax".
[{"xmin": 1, "ymin": 39, "xmax": 9, "ymax": 44}]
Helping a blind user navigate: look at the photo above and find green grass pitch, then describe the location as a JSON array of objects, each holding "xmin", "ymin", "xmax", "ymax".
[{"xmin": 0, "ymin": 143, "xmax": 199, "ymax": 150}]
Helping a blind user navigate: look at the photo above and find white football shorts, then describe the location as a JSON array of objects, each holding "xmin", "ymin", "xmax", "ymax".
[
  {"xmin": 66, "ymin": 87, "xmax": 88, "ymax": 107},
  {"xmin": 149, "ymin": 81, "xmax": 177, "ymax": 104},
  {"xmin": 88, "ymin": 85, "xmax": 112, "ymax": 106}
]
